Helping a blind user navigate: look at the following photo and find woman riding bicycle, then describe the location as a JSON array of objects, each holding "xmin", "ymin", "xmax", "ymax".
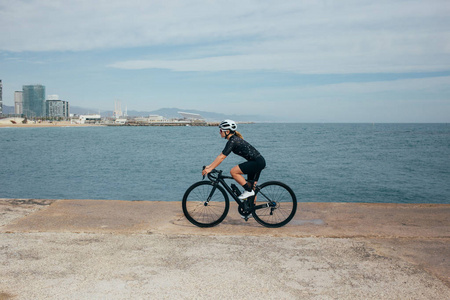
[{"xmin": 202, "ymin": 120, "xmax": 266, "ymax": 199}]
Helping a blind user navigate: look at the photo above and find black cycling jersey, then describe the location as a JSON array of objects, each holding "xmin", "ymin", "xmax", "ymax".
[{"xmin": 222, "ymin": 134, "xmax": 262, "ymax": 161}]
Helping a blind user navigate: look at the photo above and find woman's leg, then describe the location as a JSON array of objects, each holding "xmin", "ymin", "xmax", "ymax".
[
  {"xmin": 231, "ymin": 164, "xmax": 256, "ymax": 200},
  {"xmin": 230, "ymin": 165, "xmax": 247, "ymax": 186}
]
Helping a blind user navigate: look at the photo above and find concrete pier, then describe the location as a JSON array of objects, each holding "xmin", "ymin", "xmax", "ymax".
[{"xmin": 1, "ymin": 199, "xmax": 449, "ymax": 299}]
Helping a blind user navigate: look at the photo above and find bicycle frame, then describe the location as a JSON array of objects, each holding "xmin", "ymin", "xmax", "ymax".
[{"xmin": 205, "ymin": 169, "xmax": 275, "ymax": 211}]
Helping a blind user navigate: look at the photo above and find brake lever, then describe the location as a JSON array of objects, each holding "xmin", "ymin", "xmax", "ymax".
[{"xmin": 202, "ymin": 166, "xmax": 206, "ymax": 180}]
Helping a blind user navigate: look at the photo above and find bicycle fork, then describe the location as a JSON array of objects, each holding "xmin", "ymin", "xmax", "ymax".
[{"xmin": 204, "ymin": 183, "xmax": 219, "ymax": 206}]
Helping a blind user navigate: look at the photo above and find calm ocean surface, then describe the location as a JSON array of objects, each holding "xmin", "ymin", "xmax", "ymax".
[{"xmin": 1, "ymin": 123, "xmax": 449, "ymax": 204}]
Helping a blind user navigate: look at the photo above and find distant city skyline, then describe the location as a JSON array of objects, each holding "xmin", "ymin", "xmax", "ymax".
[{"xmin": 1, "ymin": 1, "xmax": 449, "ymax": 122}]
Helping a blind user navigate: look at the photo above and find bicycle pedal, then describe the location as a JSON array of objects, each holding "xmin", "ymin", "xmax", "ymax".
[{"xmin": 240, "ymin": 213, "xmax": 253, "ymax": 221}]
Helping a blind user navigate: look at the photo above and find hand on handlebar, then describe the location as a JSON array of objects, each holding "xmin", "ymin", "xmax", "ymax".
[{"xmin": 202, "ymin": 166, "xmax": 212, "ymax": 177}]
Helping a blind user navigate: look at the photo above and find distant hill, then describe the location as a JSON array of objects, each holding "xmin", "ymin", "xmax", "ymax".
[
  {"xmin": 137, "ymin": 108, "xmax": 268, "ymax": 122},
  {"xmin": 1, "ymin": 105, "xmax": 14, "ymax": 114},
  {"xmin": 69, "ymin": 106, "xmax": 103, "ymax": 116}
]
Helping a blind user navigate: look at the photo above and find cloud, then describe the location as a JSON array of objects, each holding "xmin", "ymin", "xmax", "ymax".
[
  {"xmin": 1, "ymin": 0, "xmax": 281, "ymax": 51},
  {"xmin": 108, "ymin": 52, "xmax": 448, "ymax": 74},
  {"xmin": 297, "ymin": 75, "xmax": 450, "ymax": 96},
  {"xmin": 1, "ymin": 0, "xmax": 450, "ymax": 74}
]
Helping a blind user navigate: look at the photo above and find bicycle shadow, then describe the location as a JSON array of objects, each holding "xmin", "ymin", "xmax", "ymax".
[{"xmin": 171, "ymin": 207, "xmax": 326, "ymax": 235}]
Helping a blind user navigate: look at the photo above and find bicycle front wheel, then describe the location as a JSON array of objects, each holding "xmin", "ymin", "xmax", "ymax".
[
  {"xmin": 182, "ymin": 181, "xmax": 229, "ymax": 227},
  {"xmin": 252, "ymin": 181, "xmax": 297, "ymax": 228}
]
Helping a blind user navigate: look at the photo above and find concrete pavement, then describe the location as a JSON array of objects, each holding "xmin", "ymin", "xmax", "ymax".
[{"xmin": 0, "ymin": 199, "xmax": 449, "ymax": 299}]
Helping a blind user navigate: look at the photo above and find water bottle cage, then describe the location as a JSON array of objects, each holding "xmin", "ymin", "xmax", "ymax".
[{"xmin": 231, "ymin": 184, "xmax": 241, "ymax": 196}]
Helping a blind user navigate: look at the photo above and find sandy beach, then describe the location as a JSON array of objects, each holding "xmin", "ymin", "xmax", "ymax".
[
  {"xmin": 0, "ymin": 119, "xmax": 102, "ymax": 128},
  {"xmin": 0, "ymin": 199, "xmax": 449, "ymax": 299}
]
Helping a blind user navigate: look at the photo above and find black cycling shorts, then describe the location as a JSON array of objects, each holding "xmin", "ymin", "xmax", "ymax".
[{"xmin": 238, "ymin": 156, "xmax": 266, "ymax": 182}]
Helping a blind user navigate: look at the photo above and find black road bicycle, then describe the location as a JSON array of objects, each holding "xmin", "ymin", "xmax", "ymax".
[{"xmin": 182, "ymin": 169, "xmax": 297, "ymax": 228}]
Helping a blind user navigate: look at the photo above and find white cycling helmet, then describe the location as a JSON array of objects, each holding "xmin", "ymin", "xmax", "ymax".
[{"xmin": 219, "ymin": 119, "xmax": 237, "ymax": 131}]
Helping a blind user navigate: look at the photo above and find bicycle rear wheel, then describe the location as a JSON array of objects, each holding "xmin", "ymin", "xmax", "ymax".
[
  {"xmin": 252, "ymin": 181, "xmax": 297, "ymax": 228},
  {"xmin": 182, "ymin": 181, "xmax": 229, "ymax": 227}
]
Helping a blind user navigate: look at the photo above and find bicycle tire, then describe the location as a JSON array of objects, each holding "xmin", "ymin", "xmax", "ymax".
[
  {"xmin": 182, "ymin": 181, "xmax": 230, "ymax": 227},
  {"xmin": 252, "ymin": 181, "xmax": 297, "ymax": 228}
]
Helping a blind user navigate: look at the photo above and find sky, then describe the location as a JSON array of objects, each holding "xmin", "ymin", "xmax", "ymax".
[{"xmin": 1, "ymin": 0, "xmax": 449, "ymax": 122}]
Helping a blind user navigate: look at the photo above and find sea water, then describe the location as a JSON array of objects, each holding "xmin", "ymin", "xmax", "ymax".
[{"xmin": 1, "ymin": 123, "xmax": 449, "ymax": 203}]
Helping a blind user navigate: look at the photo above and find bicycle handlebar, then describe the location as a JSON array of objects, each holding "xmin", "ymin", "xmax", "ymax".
[{"xmin": 202, "ymin": 166, "xmax": 224, "ymax": 181}]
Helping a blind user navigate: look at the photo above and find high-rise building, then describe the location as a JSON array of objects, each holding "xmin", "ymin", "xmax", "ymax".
[
  {"xmin": 22, "ymin": 85, "xmax": 45, "ymax": 117},
  {"xmin": 114, "ymin": 100, "xmax": 123, "ymax": 118},
  {"xmin": 46, "ymin": 95, "xmax": 69, "ymax": 119},
  {"xmin": 14, "ymin": 91, "xmax": 23, "ymax": 115},
  {"xmin": 0, "ymin": 79, "xmax": 3, "ymax": 115}
]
